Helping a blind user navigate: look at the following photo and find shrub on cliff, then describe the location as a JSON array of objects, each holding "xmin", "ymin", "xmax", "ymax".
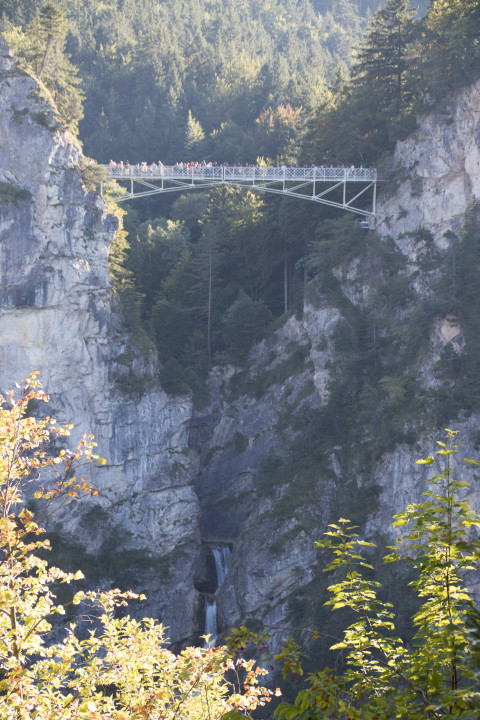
[
  {"xmin": 274, "ymin": 430, "xmax": 480, "ymax": 719},
  {"xmin": 0, "ymin": 373, "xmax": 273, "ymax": 719}
]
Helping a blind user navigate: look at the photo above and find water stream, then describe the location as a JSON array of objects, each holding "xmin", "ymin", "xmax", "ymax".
[
  {"xmin": 212, "ymin": 546, "xmax": 230, "ymax": 587},
  {"xmin": 204, "ymin": 597, "xmax": 218, "ymax": 646},
  {"xmin": 203, "ymin": 545, "xmax": 231, "ymax": 647}
]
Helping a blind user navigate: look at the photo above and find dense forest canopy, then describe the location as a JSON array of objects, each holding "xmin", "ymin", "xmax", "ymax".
[{"xmin": 2, "ymin": 0, "xmax": 389, "ymax": 163}]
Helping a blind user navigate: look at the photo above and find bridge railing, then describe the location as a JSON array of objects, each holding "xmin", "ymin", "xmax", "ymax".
[{"xmin": 104, "ymin": 165, "xmax": 377, "ymax": 182}]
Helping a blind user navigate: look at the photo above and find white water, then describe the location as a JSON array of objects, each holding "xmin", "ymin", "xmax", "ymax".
[
  {"xmin": 212, "ymin": 546, "xmax": 230, "ymax": 588},
  {"xmin": 204, "ymin": 598, "xmax": 218, "ymax": 647},
  {"xmin": 203, "ymin": 546, "xmax": 231, "ymax": 648}
]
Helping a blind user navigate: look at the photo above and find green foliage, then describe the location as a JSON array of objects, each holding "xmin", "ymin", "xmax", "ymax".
[
  {"xmin": 419, "ymin": 0, "xmax": 480, "ymax": 100},
  {"xmin": 185, "ymin": 109, "xmax": 205, "ymax": 152},
  {"xmin": 223, "ymin": 292, "xmax": 273, "ymax": 362},
  {"xmin": 30, "ymin": 109, "xmax": 53, "ymax": 128},
  {"xmin": 253, "ymin": 104, "xmax": 303, "ymax": 163},
  {"xmin": 117, "ymin": 186, "xmax": 309, "ymax": 398},
  {"xmin": 75, "ymin": 158, "xmax": 106, "ymax": 192},
  {"xmin": 304, "ymin": 214, "xmax": 368, "ymax": 282},
  {"xmin": 4, "ymin": 0, "xmax": 477, "ymax": 176},
  {"xmin": 302, "ymin": 0, "xmax": 480, "ymax": 166},
  {"xmin": 106, "ymin": 202, "xmax": 155, "ymax": 366},
  {"xmin": 3, "ymin": 0, "xmax": 386, "ymax": 164},
  {"xmin": 276, "ymin": 431, "xmax": 480, "ymax": 720},
  {"xmin": 159, "ymin": 357, "xmax": 191, "ymax": 396},
  {"xmin": 466, "ymin": 605, "xmax": 480, "ymax": 694},
  {"xmin": 230, "ymin": 343, "xmax": 311, "ymax": 402},
  {"xmin": 255, "ymin": 452, "xmax": 284, "ymax": 496},
  {"xmin": 233, "ymin": 431, "xmax": 249, "ymax": 454},
  {"xmin": 4, "ymin": 3, "xmax": 85, "ymax": 134}
]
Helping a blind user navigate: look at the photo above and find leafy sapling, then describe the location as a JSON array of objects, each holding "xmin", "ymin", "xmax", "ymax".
[{"xmin": 276, "ymin": 430, "xmax": 480, "ymax": 720}]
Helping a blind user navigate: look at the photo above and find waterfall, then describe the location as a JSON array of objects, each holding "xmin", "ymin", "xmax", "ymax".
[
  {"xmin": 204, "ymin": 598, "xmax": 218, "ymax": 646},
  {"xmin": 212, "ymin": 546, "xmax": 230, "ymax": 588},
  {"xmin": 203, "ymin": 545, "xmax": 231, "ymax": 648}
]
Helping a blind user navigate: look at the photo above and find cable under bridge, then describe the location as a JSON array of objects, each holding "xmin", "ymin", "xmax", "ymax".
[{"xmin": 101, "ymin": 165, "xmax": 377, "ymax": 225}]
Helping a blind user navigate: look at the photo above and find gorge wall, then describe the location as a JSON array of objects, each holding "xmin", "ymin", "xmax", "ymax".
[
  {"xmin": 1, "ymin": 37, "xmax": 479, "ymax": 647},
  {"xmin": 0, "ymin": 39, "xmax": 201, "ymax": 644},
  {"xmin": 191, "ymin": 76, "xmax": 480, "ymax": 639}
]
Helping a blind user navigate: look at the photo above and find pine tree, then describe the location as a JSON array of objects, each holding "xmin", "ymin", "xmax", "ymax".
[
  {"xmin": 420, "ymin": 0, "xmax": 480, "ymax": 97},
  {"xmin": 185, "ymin": 109, "xmax": 205, "ymax": 152},
  {"xmin": 4, "ymin": 3, "xmax": 84, "ymax": 134},
  {"xmin": 351, "ymin": 0, "xmax": 416, "ymax": 110},
  {"xmin": 34, "ymin": 3, "xmax": 66, "ymax": 79}
]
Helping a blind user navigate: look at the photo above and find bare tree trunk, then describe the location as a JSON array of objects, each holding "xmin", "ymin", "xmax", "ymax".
[
  {"xmin": 38, "ymin": 37, "xmax": 52, "ymax": 80},
  {"xmin": 207, "ymin": 247, "xmax": 212, "ymax": 363}
]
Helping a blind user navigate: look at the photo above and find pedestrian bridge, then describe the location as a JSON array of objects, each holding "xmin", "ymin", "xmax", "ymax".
[{"xmin": 102, "ymin": 164, "xmax": 377, "ymax": 223}]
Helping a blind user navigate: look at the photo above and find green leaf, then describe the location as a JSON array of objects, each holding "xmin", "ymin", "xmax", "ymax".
[{"xmin": 416, "ymin": 457, "xmax": 434, "ymax": 465}]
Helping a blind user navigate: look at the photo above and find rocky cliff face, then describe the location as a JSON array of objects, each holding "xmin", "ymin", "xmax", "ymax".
[
  {"xmin": 0, "ymin": 39, "xmax": 201, "ymax": 644},
  {"xmin": 1, "ymin": 36, "xmax": 480, "ymax": 648},
  {"xmin": 377, "ymin": 78, "xmax": 480, "ymax": 243},
  {"xmin": 192, "ymin": 78, "xmax": 480, "ymax": 640}
]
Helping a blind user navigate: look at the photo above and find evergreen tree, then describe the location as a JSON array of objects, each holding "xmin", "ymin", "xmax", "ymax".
[
  {"xmin": 185, "ymin": 109, "xmax": 205, "ymax": 152},
  {"xmin": 34, "ymin": 3, "xmax": 67, "ymax": 79},
  {"xmin": 189, "ymin": 224, "xmax": 221, "ymax": 364},
  {"xmin": 222, "ymin": 291, "xmax": 273, "ymax": 361},
  {"xmin": 352, "ymin": 0, "xmax": 416, "ymax": 108},
  {"xmin": 4, "ymin": 3, "xmax": 84, "ymax": 133},
  {"xmin": 419, "ymin": 0, "xmax": 480, "ymax": 98},
  {"xmin": 349, "ymin": 0, "xmax": 417, "ymax": 153},
  {"xmin": 303, "ymin": 0, "xmax": 418, "ymax": 164}
]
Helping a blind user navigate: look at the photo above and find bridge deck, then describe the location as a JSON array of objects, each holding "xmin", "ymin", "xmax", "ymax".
[
  {"xmin": 102, "ymin": 165, "xmax": 377, "ymax": 221},
  {"xmin": 105, "ymin": 165, "xmax": 376, "ymax": 182}
]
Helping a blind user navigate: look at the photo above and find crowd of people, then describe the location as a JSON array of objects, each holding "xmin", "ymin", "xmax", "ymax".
[{"xmin": 107, "ymin": 160, "xmax": 368, "ymax": 177}]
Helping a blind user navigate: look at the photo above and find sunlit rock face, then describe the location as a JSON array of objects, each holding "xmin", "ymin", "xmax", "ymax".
[
  {"xmin": 376, "ymin": 78, "xmax": 480, "ymax": 245},
  {"xmin": 0, "ymin": 38, "xmax": 201, "ymax": 644}
]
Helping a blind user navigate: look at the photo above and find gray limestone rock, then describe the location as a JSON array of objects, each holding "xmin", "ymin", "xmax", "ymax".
[{"xmin": 0, "ymin": 38, "xmax": 200, "ymax": 645}]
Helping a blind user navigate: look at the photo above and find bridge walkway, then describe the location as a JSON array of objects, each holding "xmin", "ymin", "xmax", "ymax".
[{"xmin": 101, "ymin": 165, "xmax": 377, "ymax": 222}]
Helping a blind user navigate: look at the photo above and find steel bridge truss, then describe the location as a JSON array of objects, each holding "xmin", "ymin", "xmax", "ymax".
[{"xmin": 101, "ymin": 165, "xmax": 377, "ymax": 222}]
